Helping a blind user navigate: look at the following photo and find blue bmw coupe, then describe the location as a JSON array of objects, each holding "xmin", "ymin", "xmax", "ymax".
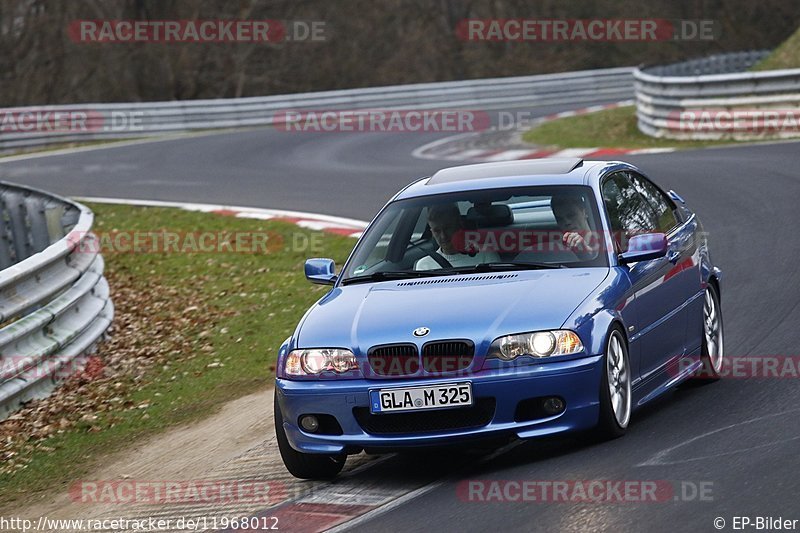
[{"xmin": 274, "ymin": 158, "xmax": 724, "ymax": 479}]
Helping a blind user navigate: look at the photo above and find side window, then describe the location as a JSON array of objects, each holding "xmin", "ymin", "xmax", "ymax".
[
  {"xmin": 601, "ymin": 172, "xmax": 658, "ymax": 251},
  {"xmin": 631, "ymin": 173, "xmax": 678, "ymax": 233}
]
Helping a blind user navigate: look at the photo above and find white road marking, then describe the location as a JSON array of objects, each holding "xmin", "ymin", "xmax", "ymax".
[
  {"xmin": 482, "ymin": 149, "xmax": 539, "ymax": 162},
  {"xmin": 234, "ymin": 212, "xmax": 277, "ymax": 220},
  {"xmin": 445, "ymin": 149, "xmax": 495, "ymax": 160},
  {"xmin": 325, "ymin": 440, "xmax": 522, "ymax": 533},
  {"xmin": 298, "ymin": 486, "xmax": 403, "ymax": 506},
  {"xmin": 637, "ymin": 407, "xmax": 800, "ymax": 467},
  {"xmin": 628, "ymin": 147, "xmax": 677, "ymax": 155},
  {"xmin": 550, "ymin": 148, "xmax": 597, "ymax": 158},
  {"xmin": 74, "ymin": 196, "xmax": 369, "ymax": 230},
  {"xmin": 409, "ymin": 132, "xmax": 481, "ymax": 159},
  {"xmin": 325, "ymin": 479, "xmax": 449, "ymax": 533},
  {"xmin": 296, "ymin": 220, "xmax": 355, "ymax": 231}
]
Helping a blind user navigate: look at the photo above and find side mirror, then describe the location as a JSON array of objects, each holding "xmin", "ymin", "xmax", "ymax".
[
  {"xmin": 304, "ymin": 258, "xmax": 337, "ymax": 285},
  {"xmin": 619, "ymin": 233, "xmax": 668, "ymax": 264}
]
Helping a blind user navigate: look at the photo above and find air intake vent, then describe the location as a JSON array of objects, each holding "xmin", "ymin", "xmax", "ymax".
[{"xmin": 397, "ymin": 274, "xmax": 518, "ymax": 287}]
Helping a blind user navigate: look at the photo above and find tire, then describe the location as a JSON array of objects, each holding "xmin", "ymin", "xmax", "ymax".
[
  {"xmin": 274, "ymin": 390, "xmax": 346, "ymax": 479},
  {"xmin": 694, "ymin": 283, "xmax": 724, "ymax": 382},
  {"xmin": 592, "ymin": 327, "xmax": 631, "ymax": 440}
]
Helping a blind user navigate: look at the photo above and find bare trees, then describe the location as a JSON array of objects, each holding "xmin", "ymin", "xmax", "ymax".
[{"xmin": 2, "ymin": 0, "xmax": 798, "ymax": 106}]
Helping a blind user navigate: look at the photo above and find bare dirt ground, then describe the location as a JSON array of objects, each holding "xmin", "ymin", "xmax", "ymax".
[{"xmin": 13, "ymin": 388, "xmax": 374, "ymax": 532}]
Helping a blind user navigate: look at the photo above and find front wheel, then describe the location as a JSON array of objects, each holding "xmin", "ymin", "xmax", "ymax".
[
  {"xmin": 274, "ymin": 390, "xmax": 346, "ymax": 479},
  {"xmin": 592, "ymin": 327, "xmax": 631, "ymax": 440},
  {"xmin": 695, "ymin": 283, "xmax": 724, "ymax": 381}
]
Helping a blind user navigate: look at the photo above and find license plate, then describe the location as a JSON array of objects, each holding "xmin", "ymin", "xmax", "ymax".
[{"xmin": 369, "ymin": 382, "xmax": 472, "ymax": 414}]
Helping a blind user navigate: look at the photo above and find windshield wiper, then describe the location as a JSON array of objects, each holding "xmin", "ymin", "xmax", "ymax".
[
  {"xmin": 442, "ymin": 262, "xmax": 566, "ymax": 274},
  {"xmin": 342, "ymin": 262, "xmax": 564, "ymax": 285},
  {"xmin": 341, "ymin": 271, "xmax": 446, "ymax": 285}
]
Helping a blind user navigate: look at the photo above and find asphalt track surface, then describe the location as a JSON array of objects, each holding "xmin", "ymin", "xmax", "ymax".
[{"xmin": 3, "ymin": 100, "xmax": 800, "ymax": 532}]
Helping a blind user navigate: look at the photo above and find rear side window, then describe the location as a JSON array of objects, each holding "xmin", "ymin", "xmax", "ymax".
[{"xmin": 630, "ymin": 173, "xmax": 678, "ymax": 233}]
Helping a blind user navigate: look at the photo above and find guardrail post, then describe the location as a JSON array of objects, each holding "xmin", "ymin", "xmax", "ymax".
[
  {"xmin": 0, "ymin": 201, "xmax": 14, "ymax": 270},
  {"xmin": 5, "ymin": 191, "xmax": 34, "ymax": 262},
  {"xmin": 25, "ymin": 195, "xmax": 51, "ymax": 251}
]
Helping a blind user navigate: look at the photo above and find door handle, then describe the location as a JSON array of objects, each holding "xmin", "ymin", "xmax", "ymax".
[{"xmin": 667, "ymin": 249, "xmax": 680, "ymax": 264}]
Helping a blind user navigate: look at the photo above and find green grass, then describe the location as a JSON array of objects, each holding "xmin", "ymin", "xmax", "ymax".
[
  {"xmin": 751, "ymin": 26, "xmax": 800, "ymax": 71},
  {"xmin": 522, "ymin": 106, "xmax": 739, "ymax": 150},
  {"xmin": 0, "ymin": 204, "xmax": 357, "ymax": 508}
]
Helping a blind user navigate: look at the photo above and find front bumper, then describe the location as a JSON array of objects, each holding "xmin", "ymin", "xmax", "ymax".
[{"xmin": 276, "ymin": 354, "xmax": 604, "ymax": 454}]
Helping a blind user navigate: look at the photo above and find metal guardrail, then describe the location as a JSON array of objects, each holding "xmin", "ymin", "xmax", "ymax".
[
  {"xmin": 639, "ymin": 51, "xmax": 769, "ymax": 77},
  {"xmin": 0, "ymin": 182, "xmax": 113, "ymax": 420},
  {"xmin": 0, "ymin": 67, "xmax": 634, "ymax": 152},
  {"xmin": 634, "ymin": 50, "xmax": 800, "ymax": 140}
]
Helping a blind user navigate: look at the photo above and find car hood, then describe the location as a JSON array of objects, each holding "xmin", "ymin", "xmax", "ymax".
[{"xmin": 297, "ymin": 269, "xmax": 609, "ymax": 354}]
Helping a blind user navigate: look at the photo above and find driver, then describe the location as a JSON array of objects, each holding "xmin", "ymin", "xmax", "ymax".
[
  {"xmin": 415, "ymin": 203, "xmax": 500, "ymax": 270},
  {"xmin": 550, "ymin": 194, "xmax": 600, "ymax": 260}
]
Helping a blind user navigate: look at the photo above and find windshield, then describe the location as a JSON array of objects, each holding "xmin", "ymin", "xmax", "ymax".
[{"xmin": 342, "ymin": 185, "xmax": 608, "ymax": 282}]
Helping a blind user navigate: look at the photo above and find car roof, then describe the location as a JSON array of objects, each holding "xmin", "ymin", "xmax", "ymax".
[
  {"xmin": 394, "ymin": 159, "xmax": 636, "ymax": 200},
  {"xmin": 427, "ymin": 158, "xmax": 584, "ymax": 184}
]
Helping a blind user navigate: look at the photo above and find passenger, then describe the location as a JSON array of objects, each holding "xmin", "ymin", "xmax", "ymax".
[
  {"xmin": 550, "ymin": 194, "xmax": 600, "ymax": 260},
  {"xmin": 415, "ymin": 203, "xmax": 500, "ymax": 270}
]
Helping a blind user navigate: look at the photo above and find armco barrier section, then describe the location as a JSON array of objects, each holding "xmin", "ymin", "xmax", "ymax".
[
  {"xmin": 0, "ymin": 182, "xmax": 113, "ymax": 419},
  {"xmin": 0, "ymin": 67, "xmax": 634, "ymax": 152},
  {"xmin": 634, "ymin": 50, "xmax": 800, "ymax": 140}
]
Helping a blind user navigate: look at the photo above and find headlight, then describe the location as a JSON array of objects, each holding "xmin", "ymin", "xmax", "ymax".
[
  {"xmin": 284, "ymin": 349, "xmax": 358, "ymax": 376},
  {"xmin": 488, "ymin": 330, "xmax": 584, "ymax": 360}
]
